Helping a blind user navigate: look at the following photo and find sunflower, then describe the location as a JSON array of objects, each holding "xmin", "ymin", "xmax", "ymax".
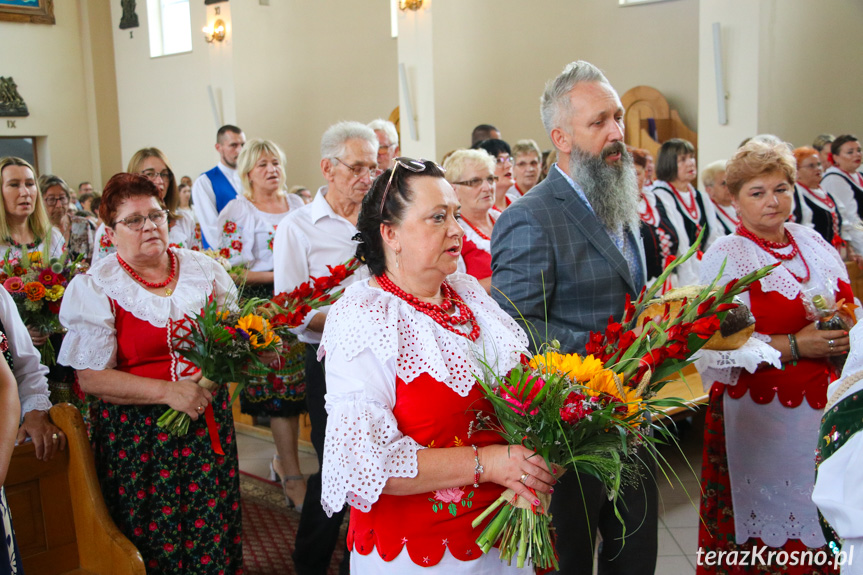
[
  {"xmin": 529, "ymin": 351, "xmax": 604, "ymax": 383},
  {"xmin": 236, "ymin": 314, "xmax": 265, "ymax": 334},
  {"xmin": 249, "ymin": 330, "xmax": 281, "ymax": 349}
]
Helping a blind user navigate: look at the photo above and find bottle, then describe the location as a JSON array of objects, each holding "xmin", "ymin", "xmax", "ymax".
[{"xmin": 812, "ymin": 295, "xmax": 848, "ymax": 372}]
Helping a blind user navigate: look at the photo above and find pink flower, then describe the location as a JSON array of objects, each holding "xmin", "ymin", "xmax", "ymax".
[
  {"xmin": 3, "ymin": 277, "xmax": 22, "ymax": 292},
  {"xmin": 433, "ymin": 486, "xmax": 464, "ymax": 504}
]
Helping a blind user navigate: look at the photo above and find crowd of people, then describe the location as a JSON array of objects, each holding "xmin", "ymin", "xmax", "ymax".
[{"xmin": 0, "ymin": 58, "xmax": 861, "ymax": 575}]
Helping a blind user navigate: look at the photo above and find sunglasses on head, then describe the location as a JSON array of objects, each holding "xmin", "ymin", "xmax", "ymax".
[{"xmin": 378, "ymin": 157, "xmax": 445, "ymax": 216}]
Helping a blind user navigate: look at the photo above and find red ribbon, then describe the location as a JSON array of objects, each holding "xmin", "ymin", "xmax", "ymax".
[{"xmin": 204, "ymin": 404, "xmax": 224, "ymax": 456}]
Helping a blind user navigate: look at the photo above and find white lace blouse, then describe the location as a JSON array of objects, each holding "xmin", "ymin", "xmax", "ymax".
[
  {"xmin": 92, "ymin": 212, "xmax": 201, "ymax": 263},
  {"xmin": 57, "ymin": 248, "xmax": 237, "ymax": 375},
  {"xmin": 216, "ymin": 194, "xmax": 304, "ymax": 272},
  {"xmin": 319, "ymin": 273, "xmax": 528, "ymax": 516}
]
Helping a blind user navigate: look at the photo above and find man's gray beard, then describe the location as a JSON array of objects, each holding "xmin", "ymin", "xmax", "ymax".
[{"xmin": 569, "ymin": 145, "xmax": 640, "ymax": 233}]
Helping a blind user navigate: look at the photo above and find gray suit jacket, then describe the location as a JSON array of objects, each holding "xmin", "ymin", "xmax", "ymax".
[{"xmin": 491, "ymin": 167, "xmax": 647, "ymax": 354}]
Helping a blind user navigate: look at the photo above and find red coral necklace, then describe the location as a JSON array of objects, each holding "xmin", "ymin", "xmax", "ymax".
[
  {"xmin": 461, "ymin": 215, "xmax": 492, "ymax": 241},
  {"xmin": 736, "ymin": 224, "xmax": 810, "ymax": 283},
  {"xmin": 376, "ymin": 273, "xmax": 481, "ymax": 341},
  {"xmin": 117, "ymin": 249, "xmax": 178, "ymax": 295}
]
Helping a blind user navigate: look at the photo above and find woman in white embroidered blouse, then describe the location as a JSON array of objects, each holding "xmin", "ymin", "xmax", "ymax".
[
  {"xmin": 0, "ymin": 157, "xmax": 66, "ymax": 351},
  {"xmin": 444, "ymin": 149, "xmax": 497, "ymax": 293},
  {"xmin": 58, "ymin": 173, "xmax": 243, "ymax": 574},
  {"xmin": 92, "ymin": 148, "xmax": 201, "ymax": 261},
  {"xmin": 216, "ymin": 139, "xmax": 308, "ymax": 510},
  {"xmin": 695, "ymin": 140, "xmax": 854, "ymax": 575},
  {"xmin": 321, "ymin": 159, "xmax": 555, "ymax": 573}
]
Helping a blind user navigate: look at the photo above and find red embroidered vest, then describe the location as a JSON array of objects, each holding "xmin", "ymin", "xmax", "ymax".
[{"xmin": 348, "ymin": 372, "xmax": 506, "ymax": 566}]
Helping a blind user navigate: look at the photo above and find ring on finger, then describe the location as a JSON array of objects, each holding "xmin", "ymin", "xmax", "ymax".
[
  {"xmin": 519, "ymin": 473, "xmax": 529, "ymax": 484},
  {"xmin": 196, "ymin": 405, "xmax": 204, "ymax": 413},
  {"xmin": 829, "ymin": 339, "xmax": 835, "ymax": 349},
  {"xmin": 52, "ymin": 433, "xmax": 58, "ymax": 440}
]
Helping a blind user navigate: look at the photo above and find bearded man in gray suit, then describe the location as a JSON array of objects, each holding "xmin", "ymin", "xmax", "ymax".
[{"xmin": 491, "ymin": 61, "xmax": 656, "ymax": 574}]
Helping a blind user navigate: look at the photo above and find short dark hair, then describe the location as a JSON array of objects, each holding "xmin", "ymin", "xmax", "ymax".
[
  {"xmin": 100, "ymin": 173, "xmax": 164, "ymax": 226},
  {"xmin": 217, "ymin": 124, "xmax": 243, "ymax": 143},
  {"xmin": 355, "ymin": 160, "xmax": 446, "ymax": 276},
  {"xmin": 656, "ymin": 138, "xmax": 696, "ymax": 182},
  {"xmin": 831, "ymin": 134, "xmax": 859, "ymax": 156},
  {"xmin": 78, "ymin": 181, "xmax": 91, "ymax": 191},
  {"xmin": 472, "ymin": 138, "xmax": 511, "ymax": 158},
  {"xmin": 471, "ymin": 124, "xmax": 499, "ymax": 146}
]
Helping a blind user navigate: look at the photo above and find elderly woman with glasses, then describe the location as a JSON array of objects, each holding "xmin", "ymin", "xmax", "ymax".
[
  {"xmin": 472, "ymin": 139, "xmax": 514, "ymax": 215},
  {"xmin": 93, "ymin": 148, "xmax": 201, "ymax": 262},
  {"xmin": 444, "ymin": 149, "xmax": 497, "ymax": 293},
  {"xmin": 321, "ymin": 158, "xmax": 554, "ymax": 573},
  {"xmin": 217, "ymin": 138, "xmax": 309, "ymax": 510},
  {"xmin": 58, "ymin": 173, "xmax": 243, "ymax": 574},
  {"xmin": 38, "ymin": 174, "xmax": 95, "ymax": 262}
]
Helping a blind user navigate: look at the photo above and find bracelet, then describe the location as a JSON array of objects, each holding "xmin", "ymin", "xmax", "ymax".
[
  {"xmin": 788, "ymin": 334, "xmax": 800, "ymax": 362},
  {"xmin": 471, "ymin": 445, "xmax": 483, "ymax": 488}
]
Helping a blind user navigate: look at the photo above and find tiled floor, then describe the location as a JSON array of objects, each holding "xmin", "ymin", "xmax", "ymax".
[{"xmin": 236, "ymin": 412, "xmax": 706, "ymax": 575}]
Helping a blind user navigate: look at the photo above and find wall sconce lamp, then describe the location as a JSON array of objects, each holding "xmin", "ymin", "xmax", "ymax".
[
  {"xmin": 203, "ymin": 19, "xmax": 226, "ymax": 43},
  {"xmin": 399, "ymin": 0, "xmax": 423, "ymax": 11}
]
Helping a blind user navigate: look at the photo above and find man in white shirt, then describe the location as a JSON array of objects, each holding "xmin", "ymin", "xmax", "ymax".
[
  {"xmin": 273, "ymin": 121, "xmax": 377, "ymax": 575},
  {"xmin": 191, "ymin": 124, "xmax": 245, "ymax": 248},
  {"xmin": 368, "ymin": 118, "xmax": 399, "ymax": 172}
]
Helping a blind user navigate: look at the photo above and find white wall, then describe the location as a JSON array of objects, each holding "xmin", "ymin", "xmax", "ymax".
[
  {"xmin": 0, "ymin": 0, "xmax": 118, "ymax": 187},
  {"xmin": 110, "ymin": 0, "xmax": 220, "ymax": 180},
  {"xmin": 429, "ymin": 0, "xmax": 700, "ymax": 159},
  {"xmin": 696, "ymin": 0, "xmax": 761, "ymax": 170},
  {"xmin": 229, "ymin": 1, "xmax": 399, "ymax": 190}
]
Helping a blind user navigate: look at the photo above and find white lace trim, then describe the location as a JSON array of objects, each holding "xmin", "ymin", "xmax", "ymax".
[
  {"xmin": 699, "ymin": 223, "xmax": 848, "ymax": 301},
  {"xmin": 321, "ymin": 396, "xmax": 423, "ymax": 515},
  {"xmin": 58, "ymin": 325, "xmax": 117, "ymax": 370},
  {"xmin": 319, "ymin": 273, "xmax": 528, "ymax": 396},
  {"xmin": 693, "ymin": 337, "xmax": 782, "ymax": 392},
  {"xmin": 86, "ymin": 248, "xmax": 236, "ymax": 328},
  {"xmin": 459, "ymin": 220, "xmax": 491, "ymax": 254}
]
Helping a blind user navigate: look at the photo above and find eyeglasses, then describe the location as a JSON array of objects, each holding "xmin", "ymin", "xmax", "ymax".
[
  {"xmin": 379, "ymin": 157, "xmax": 440, "ymax": 215},
  {"xmin": 495, "ymin": 155, "xmax": 513, "ymax": 165},
  {"xmin": 141, "ymin": 169, "xmax": 172, "ymax": 182},
  {"xmin": 453, "ymin": 175, "xmax": 498, "ymax": 188},
  {"xmin": 114, "ymin": 209, "xmax": 169, "ymax": 231},
  {"xmin": 333, "ymin": 157, "xmax": 379, "ymax": 179},
  {"xmin": 44, "ymin": 196, "xmax": 70, "ymax": 206}
]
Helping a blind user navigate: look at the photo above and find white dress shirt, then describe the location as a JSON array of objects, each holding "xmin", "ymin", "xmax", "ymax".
[
  {"xmin": 192, "ymin": 163, "xmax": 242, "ymax": 247},
  {"xmin": 272, "ymin": 186, "xmax": 368, "ymax": 344},
  {"xmin": 0, "ymin": 287, "xmax": 51, "ymax": 419}
]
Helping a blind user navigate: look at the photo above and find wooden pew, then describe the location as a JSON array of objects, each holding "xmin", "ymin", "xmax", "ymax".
[{"xmin": 5, "ymin": 403, "xmax": 145, "ymax": 574}]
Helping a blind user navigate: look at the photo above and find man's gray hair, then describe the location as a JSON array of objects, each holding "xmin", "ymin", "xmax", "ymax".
[
  {"xmin": 367, "ymin": 118, "xmax": 399, "ymax": 147},
  {"xmin": 321, "ymin": 121, "xmax": 378, "ymax": 161},
  {"xmin": 540, "ymin": 61, "xmax": 611, "ymax": 137}
]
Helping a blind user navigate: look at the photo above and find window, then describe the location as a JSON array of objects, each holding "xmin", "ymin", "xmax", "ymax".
[{"xmin": 147, "ymin": 0, "xmax": 192, "ymax": 58}]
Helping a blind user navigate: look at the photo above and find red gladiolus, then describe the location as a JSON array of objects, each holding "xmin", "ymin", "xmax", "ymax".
[
  {"xmin": 715, "ymin": 303, "xmax": 737, "ymax": 313},
  {"xmin": 691, "ymin": 315, "xmax": 721, "ymax": 338},
  {"xmin": 697, "ymin": 296, "xmax": 717, "ymax": 316},
  {"xmin": 498, "ymin": 376, "xmax": 546, "ymax": 416}
]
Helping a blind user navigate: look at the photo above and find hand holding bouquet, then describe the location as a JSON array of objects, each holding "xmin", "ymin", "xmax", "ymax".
[
  {"xmin": 0, "ymin": 249, "xmax": 86, "ymax": 365},
  {"xmin": 472, "ymin": 231, "xmax": 777, "ymax": 569}
]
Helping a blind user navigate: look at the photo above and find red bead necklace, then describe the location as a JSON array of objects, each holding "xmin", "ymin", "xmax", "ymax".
[
  {"xmin": 736, "ymin": 224, "xmax": 810, "ymax": 283},
  {"xmin": 117, "ymin": 249, "xmax": 178, "ymax": 295},
  {"xmin": 712, "ymin": 200, "xmax": 739, "ymax": 227},
  {"xmin": 376, "ymin": 273, "xmax": 481, "ymax": 341},
  {"xmin": 669, "ymin": 183, "xmax": 701, "ymax": 224},
  {"xmin": 461, "ymin": 215, "xmax": 492, "ymax": 241},
  {"xmin": 639, "ymin": 196, "xmax": 658, "ymax": 227}
]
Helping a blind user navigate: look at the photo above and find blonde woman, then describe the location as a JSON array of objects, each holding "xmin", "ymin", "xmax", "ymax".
[
  {"xmin": 93, "ymin": 148, "xmax": 201, "ymax": 261},
  {"xmin": 216, "ymin": 139, "xmax": 308, "ymax": 509}
]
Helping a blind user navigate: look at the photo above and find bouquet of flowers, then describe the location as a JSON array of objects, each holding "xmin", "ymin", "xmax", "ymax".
[
  {"xmin": 0, "ymin": 249, "xmax": 86, "ymax": 365},
  {"xmin": 158, "ymin": 257, "xmax": 362, "ymax": 436},
  {"xmin": 472, "ymin": 232, "xmax": 777, "ymax": 569}
]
